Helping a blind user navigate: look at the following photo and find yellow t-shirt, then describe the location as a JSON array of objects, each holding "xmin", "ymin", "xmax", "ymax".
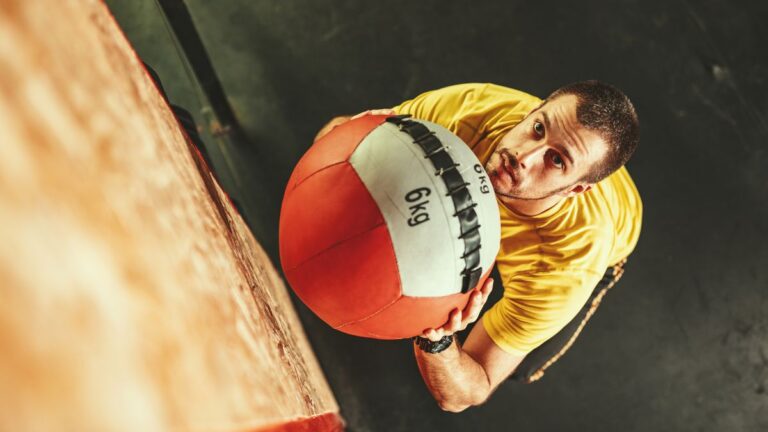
[{"xmin": 393, "ymin": 83, "xmax": 642, "ymax": 356}]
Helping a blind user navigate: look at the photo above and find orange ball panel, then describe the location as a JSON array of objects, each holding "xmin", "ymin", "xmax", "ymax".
[
  {"xmin": 280, "ymin": 162, "xmax": 385, "ymax": 271},
  {"xmin": 285, "ymin": 115, "xmax": 389, "ymax": 191},
  {"xmin": 337, "ymin": 266, "xmax": 493, "ymax": 339},
  {"xmin": 285, "ymin": 224, "xmax": 401, "ymax": 329}
]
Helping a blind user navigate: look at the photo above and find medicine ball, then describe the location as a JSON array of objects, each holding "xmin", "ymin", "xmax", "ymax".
[{"xmin": 279, "ymin": 114, "xmax": 500, "ymax": 339}]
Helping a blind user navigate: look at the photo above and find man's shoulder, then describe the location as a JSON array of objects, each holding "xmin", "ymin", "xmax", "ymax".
[
  {"xmin": 562, "ymin": 166, "xmax": 642, "ymax": 242},
  {"xmin": 467, "ymin": 84, "xmax": 543, "ymax": 118},
  {"xmin": 497, "ymin": 199, "xmax": 615, "ymax": 277},
  {"xmin": 409, "ymin": 82, "xmax": 542, "ymax": 114},
  {"xmin": 480, "ymin": 83, "xmax": 542, "ymax": 102},
  {"xmin": 541, "ymin": 169, "xmax": 642, "ymax": 267},
  {"xmin": 588, "ymin": 166, "xmax": 643, "ymax": 261},
  {"xmin": 592, "ymin": 166, "xmax": 641, "ymax": 201}
]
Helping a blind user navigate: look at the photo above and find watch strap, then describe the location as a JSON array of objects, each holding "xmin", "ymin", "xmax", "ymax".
[{"xmin": 414, "ymin": 335, "xmax": 454, "ymax": 354}]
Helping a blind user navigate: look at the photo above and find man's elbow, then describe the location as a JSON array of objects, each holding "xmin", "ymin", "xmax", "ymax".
[
  {"xmin": 436, "ymin": 389, "xmax": 490, "ymax": 413},
  {"xmin": 438, "ymin": 401, "xmax": 469, "ymax": 413}
]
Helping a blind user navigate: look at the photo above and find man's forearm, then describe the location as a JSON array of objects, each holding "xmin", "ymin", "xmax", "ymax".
[{"xmin": 414, "ymin": 339, "xmax": 492, "ymax": 412}]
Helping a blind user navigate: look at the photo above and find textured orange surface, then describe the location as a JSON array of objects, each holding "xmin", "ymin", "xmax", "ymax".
[
  {"xmin": 252, "ymin": 413, "xmax": 345, "ymax": 432},
  {"xmin": 0, "ymin": 0, "xmax": 338, "ymax": 430}
]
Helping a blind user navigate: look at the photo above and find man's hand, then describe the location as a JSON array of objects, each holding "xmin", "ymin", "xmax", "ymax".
[
  {"xmin": 314, "ymin": 109, "xmax": 395, "ymax": 142},
  {"xmin": 350, "ymin": 109, "xmax": 395, "ymax": 119},
  {"xmin": 421, "ymin": 278, "xmax": 494, "ymax": 342}
]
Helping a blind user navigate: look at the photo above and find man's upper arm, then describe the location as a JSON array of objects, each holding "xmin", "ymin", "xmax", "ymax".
[
  {"xmin": 462, "ymin": 315, "xmax": 525, "ymax": 393},
  {"xmin": 462, "ymin": 270, "xmax": 599, "ymax": 392},
  {"xmin": 392, "ymin": 84, "xmax": 483, "ymax": 123}
]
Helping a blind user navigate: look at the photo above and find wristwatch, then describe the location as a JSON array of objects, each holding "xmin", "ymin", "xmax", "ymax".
[{"xmin": 414, "ymin": 335, "xmax": 454, "ymax": 354}]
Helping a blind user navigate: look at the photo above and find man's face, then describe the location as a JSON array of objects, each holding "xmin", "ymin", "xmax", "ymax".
[{"xmin": 485, "ymin": 94, "xmax": 609, "ymax": 201}]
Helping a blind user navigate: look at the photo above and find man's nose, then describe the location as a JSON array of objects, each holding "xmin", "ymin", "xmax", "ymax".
[{"xmin": 514, "ymin": 143, "xmax": 544, "ymax": 170}]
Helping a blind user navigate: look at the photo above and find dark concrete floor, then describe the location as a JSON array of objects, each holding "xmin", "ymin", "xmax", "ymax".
[{"xmin": 108, "ymin": 1, "xmax": 768, "ymax": 430}]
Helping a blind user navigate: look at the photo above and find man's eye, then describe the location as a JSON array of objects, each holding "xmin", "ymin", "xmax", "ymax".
[
  {"xmin": 533, "ymin": 121, "xmax": 545, "ymax": 137},
  {"xmin": 549, "ymin": 151, "xmax": 564, "ymax": 168}
]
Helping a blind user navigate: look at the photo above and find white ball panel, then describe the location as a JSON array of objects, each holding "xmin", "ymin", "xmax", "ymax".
[
  {"xmin": 349, "ymin": 123, "xmax": 459, "ymax": 297},
  {"xmin": 350, "ymin": 120, "xmax": 501, "ymax": 298}
]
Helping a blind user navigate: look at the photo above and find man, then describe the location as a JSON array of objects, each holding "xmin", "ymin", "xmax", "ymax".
[{"xmin": 316, "ymin": 81, "xmax": 641, "ymax": 412}]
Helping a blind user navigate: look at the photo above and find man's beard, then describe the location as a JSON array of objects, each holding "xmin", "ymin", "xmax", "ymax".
[
  {"xmin": 492, "ymin": 186, "xmax": 568, "ymax": 201},
  {"xmin": 485, "ymin": 156, "xmax": 570, "ymax": 201}
]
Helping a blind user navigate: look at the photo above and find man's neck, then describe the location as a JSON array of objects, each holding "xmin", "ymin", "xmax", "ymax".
[{"xmin": 498, "ymin": 193, "xmax": 565, "ymax": 217}]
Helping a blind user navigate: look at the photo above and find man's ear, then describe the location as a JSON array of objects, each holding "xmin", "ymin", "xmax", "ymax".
[{"xmin": 563, "ymin": 183, "xmax": 593, "ymax": 197}]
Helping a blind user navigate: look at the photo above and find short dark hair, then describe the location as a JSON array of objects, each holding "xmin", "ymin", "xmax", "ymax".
[{"xmin": 547, "ymin": 80, "xmax": 639, "ymax": 183}]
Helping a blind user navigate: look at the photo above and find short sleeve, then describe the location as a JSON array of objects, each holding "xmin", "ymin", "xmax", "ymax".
[
  {"xmin": 481, "ymin": 268, "xmax": 603, "ymax": 356},
  {"xmin": 392, "ymin": 83, "xmax": 487, "ymax": 143}
]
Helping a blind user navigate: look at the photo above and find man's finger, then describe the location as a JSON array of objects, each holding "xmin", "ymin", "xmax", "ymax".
[
  {"xmin": 464, "ymin": 294, "xmax": 481, "ymax": 324},
  {"xmin": 350, "ymin": 110, "xmax": 371, "ymax": 119},
  {"xmin": 369, "ymin": 108, "xmax": 395, "ymax": 116},
  {"xmin": 351, "ymin": 109, "xmax": 394, "ymax": 120},
  {"xmin": 448, "ymin": 308, "xmax": 462, "ymax": 332},
  {"xmin": 464, "ymin": 289, "xmax": 479, "ymax": 308},
  {"xmin": 464, "ymin": 290, "xmax": 483, "ymax": 314},
  {"xmin": 482, "ymin": 278, "xmax": 494, "ymax": 300},
  {"xmin": 423, "ymin": 328, "xmax": 441, "ymax": 342}
]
